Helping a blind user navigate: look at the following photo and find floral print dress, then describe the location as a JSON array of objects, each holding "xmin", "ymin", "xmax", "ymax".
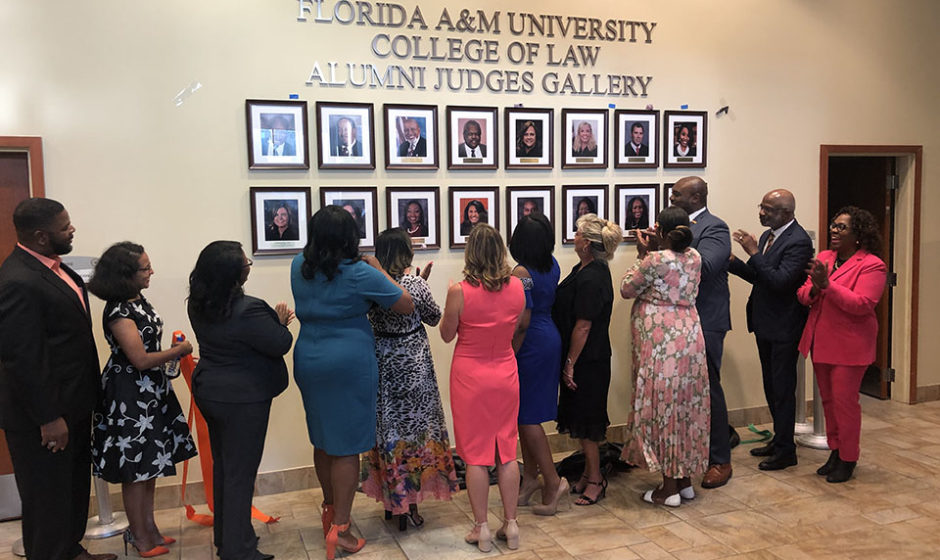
[
  {"xmin": 360, "ymin": 274, "xmax": 458, "ymax": 513},
  {"xmin": 92, "ymin": 297, "xmax": 196, "ymax": 483},
  {"xmin": 620, "ymin": 249, "xmax": 710, "ymax": 478}
]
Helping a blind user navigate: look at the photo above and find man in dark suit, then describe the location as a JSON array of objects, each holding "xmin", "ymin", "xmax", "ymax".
[
  {"xmin": 669, "ymin": 176, "xmax": 734, "ymax": 489},
  {"xmin": 729, "ymin": 189, "xmax": 814, "ymax": 471},
  {"xmin": 0, "ymin": 198, "xmax": 115, "ymax": 560},
  {"xmin": 331, "ymin": 117, "xmax": 362, "ymax": 157},
  {"xmin": 397, "ymin": 118, "xmax": 427, "ymax": 157},
  {"xmin": 625, "ymin": 122, "xmax": 649, "ymax": 157},
  {"xmin": 457, "ymin": 120, "xmax": 486, "ymax": 158},
  {"xmin": 261, "ymin": 114, "xmax": 296, "ymax": 156}
]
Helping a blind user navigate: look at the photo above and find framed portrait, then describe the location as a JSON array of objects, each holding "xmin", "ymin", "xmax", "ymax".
[
  {"xmin": 561, "ymin": 109, "xmax": 608, "ymax": 169},
  {"xmin": 446, "ymin": 106, "xmax": 498, "ymax": 170},
  {"xmin": 315, "ymin": 102, "xmax": 375, "ymax": 170},
  {"xmin": 449, "ymin": 186, "xmax": 499, "ymax": 248},
  {"xmin": 249, "ymin": 186, "xmax": 311, "ymax": 256},
  {"xmin": 664, "ymin": 110, "xmax": 707, "ymax": 168},
  {"xmin": 504, "ymin": 108, "xmax": 553, "ymax": 169},
  {"xmin": 386, "ymin": 187, "xmax": 441, "ymax": 250},
  {"xmin": 245, "ymin": 99, "xmax": 309, "ymax": 170},
  {"xmin": 663, "ymin": 183, "xmax": 674, "ymax": 207},
  {"xmin": 614, "ymin": 110, "xmax": 659, "ymax": 169},
  {"xmin": 561, "ymin": 185, "xmax": 608, "ymax": 244},
  {"xmin": 505, "ymin": 186, "xmax": 555, "ymax": 236},
  {"xmin": 384, "ymin": 104, "xmax": 438, "ymax": 170},
  {"xmin": 320, "ymin": 187, "xmax": 379, "ymax": 250},
  {"xmin": 615, "ymin": 184, "xmax": 659, "ymax": 240}
]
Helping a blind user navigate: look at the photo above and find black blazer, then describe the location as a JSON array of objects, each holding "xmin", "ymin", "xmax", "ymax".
[
  {"xmin": 729, "ymin": 221, "xmax": 814, "ymax": 342},
  {"xmin": 398, "ymin": 137, "xmax": 427, "ymax": 157},
  {"xmin": 189, "ymin": 294, "xmax": 292, "ymax": 403},
  {"xmin": 0, "ymin": 247, "xmax": 100, "ymax": 429},
  {"xmin": 690, "ymin": 209, "xmax": 732, "ymax": 333},
  {"xmin": 458, "ymin": 143, "xmax": 487, "ymax": 157}
]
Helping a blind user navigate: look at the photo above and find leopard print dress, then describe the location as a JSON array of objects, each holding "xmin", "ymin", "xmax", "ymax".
[{"xmin": 360, "ymin": 274, "xmax": 458, "ymax": 513}]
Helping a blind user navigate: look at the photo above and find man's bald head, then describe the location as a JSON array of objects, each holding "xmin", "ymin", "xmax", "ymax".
[
  {"xmin": 759, "ymin": 189, "xmax": 796, "ymax": 229},
  {"xmin": 670, "ymin": 176, "xmax": 707, "ymax": 213}
]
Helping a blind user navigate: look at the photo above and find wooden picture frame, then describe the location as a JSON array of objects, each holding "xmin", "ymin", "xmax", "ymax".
[
  {"xmin": 384, "ymin": 104, "xmax": 439, "ymax": 170},
  {"xmin": 316, "ymin": 101, "xmax": 375, "ymax": 170},
  {"xmin": 505, "ymin": 186, "xmax": 555, "ymax": 238},
  {"xmin": 561, "ymin": 184, "xmax": 608, "ymax": 244},
  {"xmin": 449, "ymin": 186, "xmax": 499, "ymax": 248},
  {"xmin": 246, "ymin": 100, "xmax": 309, "ymax": 170},
  {"xmin": 446, "ymin": 106, "xmax": 498, "ymax": 170},
  {"xmin": 320, "ymin": 187, "xmax": 379, "ymax": 250},
  {"xmin": 615, "ymin": 184, "xmax": 659, "ymax": 241},
  {"xmin": 385, "ymin": 187, "xmax": 441, "ymax": 250},
  {"xmin": 504, "ymin": 107, "xmax": 553, "ymax": 169},
  {"xmin": 614, "ymin": 110, "xmax": 659, "ymax": 169},
  {"xmin": 664, "ymin": 110, "xmax": 707, "ymax": 168},
  {"xmin": 562, "ymin": 109, "xmax": 608, "ymax": 169},
  {"xmin": 249, "ymin": 186, "xmax": 311, "ymax": 255}
]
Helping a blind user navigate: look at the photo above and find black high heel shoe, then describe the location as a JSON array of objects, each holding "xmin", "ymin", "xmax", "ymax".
[
  {"xmin": 574, "ymin": 477, "xmax": 607, "ymax": 506},
  {"xmin": 816, "ymin": 449, "xmax": 840, "ymax": 476}
]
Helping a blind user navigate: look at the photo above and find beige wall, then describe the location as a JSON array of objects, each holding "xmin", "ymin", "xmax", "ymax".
[{"xmin": 2, "ymin": 0, "xmax": 938, "ymax": 483}]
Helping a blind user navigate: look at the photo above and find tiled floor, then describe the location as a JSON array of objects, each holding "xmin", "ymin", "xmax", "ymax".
[{"xmin": 3, "ymin": 395, "xmax": 940, "ymax": 559}]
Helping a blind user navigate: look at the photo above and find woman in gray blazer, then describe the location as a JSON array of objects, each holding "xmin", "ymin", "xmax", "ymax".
[{"xmin": 188, "ymin": 241, "xmax": 294, "ymax": 560}]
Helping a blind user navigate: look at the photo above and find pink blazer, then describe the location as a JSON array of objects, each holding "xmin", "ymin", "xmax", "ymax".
[{"xmin": 797, "ymin": 250, "xmax": 886, "ymax": 365}]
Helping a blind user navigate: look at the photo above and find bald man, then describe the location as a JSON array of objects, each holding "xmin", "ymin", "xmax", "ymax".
[
  {"xmin": 729, "ymin": 189, "xmax": 814, "ymax": 471},
  {"xmin": 669, "ymin": 176, "xmax": 734, "ymax": 488}
]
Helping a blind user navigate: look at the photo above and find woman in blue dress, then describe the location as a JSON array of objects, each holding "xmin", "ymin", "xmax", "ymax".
[
  {"xmin": 509, "ymin": 214, "xmax": 568, "ymax": 515},
  {"xmin": 291, "ymin": 206, "xmax": 413, "ymax": 560}
]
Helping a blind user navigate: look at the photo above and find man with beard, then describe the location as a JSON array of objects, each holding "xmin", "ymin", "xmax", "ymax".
[
  {"xmin": 729, "ymin": 189, "xmax": 813, "ymax": 471},
  {"xmin": 0, "ymin": 198, "xmax": 112, "ymax": 560}
]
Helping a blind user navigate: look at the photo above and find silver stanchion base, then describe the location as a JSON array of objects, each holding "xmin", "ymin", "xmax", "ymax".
[
  {"xmin": 12, "ymin": 538, "xmax": 24, "ymax": 557},
  {"xmin": 796, "ymin": 433, "xmax": 830, "ymax": 450},
  {"xmin": 85, "ymin": 511, "xmax": 129, "ymax": 539},
  {"xmin": 794, "ymin": 422, "xmax": 814, "ymax": 435}
]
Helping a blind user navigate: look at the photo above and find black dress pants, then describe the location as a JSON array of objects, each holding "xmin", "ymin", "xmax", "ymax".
[
  {"xmin": 703, "ymin": 330, "xmax": 731, "ymax": 465},
  {"xmin": 756, "ymin": 336, "xmax": 800, "ymax": 456},
  {"xmin": 6, "ymin": 413, "xmax": 92, "ymax": 560},
  {"xmin": 194, "ymin": 397, "xmax": 271, "ymax": 560}
]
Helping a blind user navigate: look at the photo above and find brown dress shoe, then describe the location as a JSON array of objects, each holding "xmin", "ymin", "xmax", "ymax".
[{"xmin": 701, "ymin": 463, "xmax": 732, "ymax": 489}]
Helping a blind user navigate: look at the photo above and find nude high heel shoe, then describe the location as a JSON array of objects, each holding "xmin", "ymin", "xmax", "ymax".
[
  {"xmin": 464, "ymin": 521, "xmax": 492, "ymax": 553},
  {"xmin": 495, "ymin": 518, "xmax": 519, "ymax": 550},
  {"xmin": 532, "ymin": 478, "xmax": 570, "ymax": 516}
]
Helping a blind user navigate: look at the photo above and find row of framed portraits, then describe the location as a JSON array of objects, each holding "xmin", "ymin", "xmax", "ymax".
[
  {"xmin": 246, "ymin": 100, "xmax": 707, "ymax": 171},
  {"xmin": 250, "ymin": 183, "xmax": 678, "ymax": 256}
]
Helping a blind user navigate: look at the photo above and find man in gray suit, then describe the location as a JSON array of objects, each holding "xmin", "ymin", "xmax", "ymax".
[
  {"xmin": 670, "ymin": 176, "xmax": 734, "ymax": 489},
  {"xmin": 730, "ymin": 189, "xmax": 814, "ymax": 471}
]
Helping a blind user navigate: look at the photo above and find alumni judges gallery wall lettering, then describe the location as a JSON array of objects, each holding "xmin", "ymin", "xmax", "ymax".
[{"xmin": 297, "ymin": 0, "xmax": 655, "ymax": 96}]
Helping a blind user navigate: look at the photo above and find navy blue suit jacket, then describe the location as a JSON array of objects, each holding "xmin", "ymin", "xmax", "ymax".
[
  {"xmin": 690, "ymin": 209, "xmax": 731, "ymax": 333},
  {"xmin": 729, "ymin": 221, "xmax": 814, "ymax": 342}
]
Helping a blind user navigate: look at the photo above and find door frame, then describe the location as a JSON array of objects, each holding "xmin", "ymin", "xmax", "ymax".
[
  {"xmin": 819, "ymin": 145, "xmax": 922, "ymax": 404},
  {"xmin": 0, "ymin": 136, "xmax": 45, "ymax": 197}
]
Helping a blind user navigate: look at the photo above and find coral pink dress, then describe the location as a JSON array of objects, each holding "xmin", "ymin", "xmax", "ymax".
[{"xmin": 449, "ymin": 277, "xmax": 525, "ymax": 466}]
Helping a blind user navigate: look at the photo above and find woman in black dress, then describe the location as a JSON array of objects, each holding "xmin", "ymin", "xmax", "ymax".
[
  {"xmin": 552, "ymin": 214, "xmax": 621, "ymax": 506},
  {"xmin": 88, "ymin": 242, "xmax": 196, "ymax": 557}
]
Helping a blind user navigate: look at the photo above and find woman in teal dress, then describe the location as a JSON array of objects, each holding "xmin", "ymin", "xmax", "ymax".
[{"xmin": 291, "ymin": 206, "xmax": 413, "ymax": 560}]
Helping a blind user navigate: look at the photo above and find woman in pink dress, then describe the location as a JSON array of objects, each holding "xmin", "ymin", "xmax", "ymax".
[
  {"xmin": 621, "ymin": 206, "xmax": 710, "ymax": 507},
  {"xmin": 441, "ymin": 224, "xmax": 525, "ymax": 553}
]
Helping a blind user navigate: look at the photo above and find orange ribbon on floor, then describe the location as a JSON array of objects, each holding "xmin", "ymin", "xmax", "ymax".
[{"xmin": 175, "ymin": 331, "xmax": 280, "ymax": 526}]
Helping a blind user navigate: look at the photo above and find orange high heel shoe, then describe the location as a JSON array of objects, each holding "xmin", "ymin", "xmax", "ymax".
[
  {"xmin": 123, "ymin": 529, "xmax": 169, "ymax": 558},
  {"xmin": 160, "ymin": 537, "xmax": 176, "ymax": 546},
  {"xmin": 321, "ymin": 503, "xmax": 335, "ymax": 537},
  {"xmin": 325, "ymin": 522, "xmax": 365, "ymax": 560}
]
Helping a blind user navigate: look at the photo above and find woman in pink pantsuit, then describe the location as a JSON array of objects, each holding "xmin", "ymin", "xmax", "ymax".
[
  {"xmin": 797, "ymin": 206, "xmax": 886, "ymax": 483},
  {"xmin": 441, "ymin": 224, "xmax": 525, "ymax": 553}
]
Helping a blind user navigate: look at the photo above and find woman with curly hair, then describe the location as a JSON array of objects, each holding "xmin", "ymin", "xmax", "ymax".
[
  {"xmin": 361, "ymin": 228, "xmax": 457, "ymax": 531},
  {"xmin": 88, "ymin": 242, "xmax": 196, "ymax": 557},
  {"xmin": 459, "ymin": 200, "xmax": 487, "ymax": 236},
  {"xmin": 797, "ymin": 206, "xmax": 886, "ymax": 483},
  {"xmin": 441, "ymin": 224, "xmax": 525, "ymax": 552},
  {"xmin": 291, "ymin": 206, "xmax": 413, "ymax": 559}
]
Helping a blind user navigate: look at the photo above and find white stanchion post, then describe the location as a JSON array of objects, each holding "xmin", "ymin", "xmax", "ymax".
[
  {"xmin": 84, "ymin": 477, "xmax": 129, "ymax": 539},
  {"xmin": 794, "ymin": 355, "xmax": 813, "ymax": 435},
  {"xmin": 796, "ymin": 371, "xmax": 830, "ymax": 449}
]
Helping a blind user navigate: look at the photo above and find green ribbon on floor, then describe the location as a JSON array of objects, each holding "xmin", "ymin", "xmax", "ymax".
[{"xmin": 740, "ymin": 424, "xmax": 773, "ymax": 444}]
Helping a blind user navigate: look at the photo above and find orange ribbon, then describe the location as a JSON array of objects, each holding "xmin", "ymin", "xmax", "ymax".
[{"xmin": 175, "ymin": 331, "xmax": 280, "ymax": 526}]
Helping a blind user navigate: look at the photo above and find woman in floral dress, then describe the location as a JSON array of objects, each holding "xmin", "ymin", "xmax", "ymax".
[
  {"xmin": 88, "ymin": 242, "xmax": 196, "ymax": 555},
  {"xmin": 620, "ymin": 207, "xmax": 710, "ymax": 508},
  {"xmin": 361, "ymin": 228, "xmax": 458, "ymax": 531}
]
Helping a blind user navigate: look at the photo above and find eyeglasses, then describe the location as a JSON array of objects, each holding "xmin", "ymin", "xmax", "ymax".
[
  {"xmin": 758, "ymin": 204, "xmax": 781, "ymax": 213},
  {"xmin": 137, "ymin": 265, "xmax": 153, "ymax": 273},
  {"xmin": 829, "ymin": 222, "xmax": 849, "ymax": 232},
  {"xmin": 243, "ymin": 258, "xmax": 253, "ymax": 268}
]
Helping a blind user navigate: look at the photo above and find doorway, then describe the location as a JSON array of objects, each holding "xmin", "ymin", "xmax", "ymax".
[{"xmin": 819, "ymin": 145, "xmax": 922, "ymax": 404}]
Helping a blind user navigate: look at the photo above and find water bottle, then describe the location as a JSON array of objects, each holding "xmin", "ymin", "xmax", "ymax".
[{"xmin": 164, "ymin": 332, "xmax": 184, "ymax": 379}]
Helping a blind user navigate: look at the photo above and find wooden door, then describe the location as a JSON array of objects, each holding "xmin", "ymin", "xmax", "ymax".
[{"xmin": 826, "ymin": 156, "xmax": 894, "ymax": 399}]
